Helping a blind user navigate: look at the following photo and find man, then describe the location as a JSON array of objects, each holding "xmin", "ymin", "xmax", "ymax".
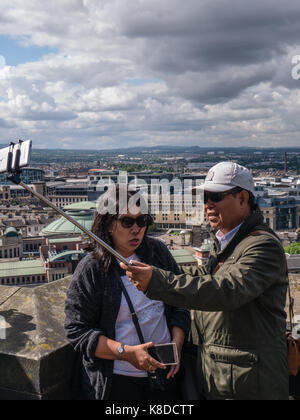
[{"xmin": 121, "ymin": 162, "xmax": 289, "ymax": 400}]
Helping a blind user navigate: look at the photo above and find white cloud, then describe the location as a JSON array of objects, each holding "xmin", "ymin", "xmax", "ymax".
[
  {"xmin": 0, "ymin": 1, "xmax": 300, "ymax": 148},
  {"xmin": 0, "ymin": 55, "xmax": 6, "ymax": 69}
]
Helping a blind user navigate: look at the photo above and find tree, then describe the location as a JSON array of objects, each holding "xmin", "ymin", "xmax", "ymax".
[{"xmin": 284, "ymin": 242, "xmax": 300, "ymax": 254}]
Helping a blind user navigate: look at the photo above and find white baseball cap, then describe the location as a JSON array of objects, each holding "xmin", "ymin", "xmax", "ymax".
[{"xmin": 202, "ymin": 162, "xmax": 255, "ymax": 194}]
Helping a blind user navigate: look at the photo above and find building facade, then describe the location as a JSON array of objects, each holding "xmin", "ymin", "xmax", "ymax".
[
  {"xmin": 0, "ymin": 168, "xmax": 45, "ymax": 185},
  {"xmin": 0, "ymin": 227, "xmax": 23, "ymax": 259},
  {"xmin": 46, "ymin": 182, "xmax": 88, "ymax": 207},
  {"xmin": 258, "ymin": 196, "xmax": 300, "ymax": 230},
  {"xmin": 0, "ymin": 203, "xmax": 88, "ymax": 287}
]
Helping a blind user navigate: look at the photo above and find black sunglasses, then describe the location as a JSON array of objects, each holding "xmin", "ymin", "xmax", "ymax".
[
  {"xmin": 204, "ymin": 187, "xmax": 243, "ymax": 204},
  {"xmin": 118, "ymin": 214, "xmax": 153, "ymax": 229}
]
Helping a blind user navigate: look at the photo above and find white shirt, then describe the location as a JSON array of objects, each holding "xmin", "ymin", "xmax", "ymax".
[
  {"xmin": 113, "ymin": 254, "xmax": 171, "ymax": 377},
  {"xmin": 215, "ymin": 222, "xmax": 243, "ymax": 250}
]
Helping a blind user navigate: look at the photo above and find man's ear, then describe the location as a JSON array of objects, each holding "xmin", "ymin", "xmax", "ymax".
[{"xmin": 240, "ymin": 190, "xmax": 249, "ymax": 207}]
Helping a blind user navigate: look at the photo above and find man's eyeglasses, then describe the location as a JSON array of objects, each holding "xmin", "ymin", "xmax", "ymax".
[
  {"xmin": 118, "ymin": 214, "xmax": 153, "ymax": 229},
  {"xmin": 204, "ymin": 187, "xmax": 243, "ymax": 204}
]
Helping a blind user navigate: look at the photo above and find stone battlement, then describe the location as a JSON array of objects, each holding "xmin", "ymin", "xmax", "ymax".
[{"xmin": 0, "ymin": 277, "xmax": 75, "ymax": 400}]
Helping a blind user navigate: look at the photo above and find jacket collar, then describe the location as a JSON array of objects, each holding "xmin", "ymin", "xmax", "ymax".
[{"xmin": 209, "ymin": 209, "xmax": 266, "ymax": 260}]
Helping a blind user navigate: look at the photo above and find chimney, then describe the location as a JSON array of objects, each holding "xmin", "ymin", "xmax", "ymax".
[{"xmin": 284, "ymin": 152, "xmax": 287, "ymax": 174}]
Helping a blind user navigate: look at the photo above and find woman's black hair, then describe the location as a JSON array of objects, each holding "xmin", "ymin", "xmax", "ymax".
[{"xmin": 84, "ymin": 184, "xmax": 153, "ymax": 272}]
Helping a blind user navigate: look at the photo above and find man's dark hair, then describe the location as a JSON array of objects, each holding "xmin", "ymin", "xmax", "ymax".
[
  {"xmin": 231, "ymin": 187, "xmax": 259, "ymax": 212},
  {"xmin": 248, "ymin": 191, "xmax": 259, "ymax": 212}
]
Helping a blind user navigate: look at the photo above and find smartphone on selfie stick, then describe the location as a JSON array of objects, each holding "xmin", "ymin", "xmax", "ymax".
[{"xmin": 0, "ymin": 140, "xmax": 134, "ymax": 267}]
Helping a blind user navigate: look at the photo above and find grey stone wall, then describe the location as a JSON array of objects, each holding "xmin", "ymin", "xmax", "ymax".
[
  {"xmin": 0, "ymin": 277, "xmax": 75, "ymax": 400},
  {"xmin": 288, "ymin": 274, "xmax": 300, "ymax": 320}
]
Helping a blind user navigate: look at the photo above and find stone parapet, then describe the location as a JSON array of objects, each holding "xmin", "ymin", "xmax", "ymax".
[
  {"xmin": 288, "ymin": 274, "xmax": 300, "ymax": 320},
  {"xmin": 0, "ymin": 277, "xmax": 75, "ymax": 400}
]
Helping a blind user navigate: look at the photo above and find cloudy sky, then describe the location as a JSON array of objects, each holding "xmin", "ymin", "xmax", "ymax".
[{"xmin": 0, "ymin": 0, "xmax": 300, "ymax": 149}]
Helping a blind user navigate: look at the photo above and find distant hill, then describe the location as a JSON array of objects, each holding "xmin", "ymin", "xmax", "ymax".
[
  {"xmin": 102, "ymin": 145, "xmax": 300, "ymax": 153},
  {"xmin": 33, "ymin": 145, "xmax": 300, "ymax": 154}
]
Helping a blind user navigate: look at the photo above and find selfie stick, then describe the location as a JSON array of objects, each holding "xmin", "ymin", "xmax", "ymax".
[{"xmin": 6, "ymin": 141, "xmax": 133, "ymax": 267}]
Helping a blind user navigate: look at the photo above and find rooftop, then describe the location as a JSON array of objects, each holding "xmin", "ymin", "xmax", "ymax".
[
  {"xmin": 41, "ymin": 216, "xmax": 93, "ymax": 236},
  {"xmin": 63, "ymin": 202, "xmax": 96, "ymax": 211},
  {"xmin": 4, "ymin": 227, "xmax": 18, "ymax": 237},
  {"xmin": 49, "ymin": 250, "xmax": 86, "ymax": 262},
  {"xmin": 0, "ymin": 259, "xmax": 45, "ymax": 278},
  {"xmin": 47, "ymin": 237, "xmax": 82, "ymax": 244},
  {"xmin": 40, "ymin": 202, "xmax": 96, "ymax": 236},
  {"xmin": 170, "ymin": 249, "xmax": 197, "ymax": 264}
]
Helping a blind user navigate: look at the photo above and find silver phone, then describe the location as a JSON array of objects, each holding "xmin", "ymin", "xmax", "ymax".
[
  {"xmin": 148, "ymin": 342, "xmax": 179, "ymax": 365},
  {"xmin": 0, "ymin": 140, "xmax": 32, "ymax": 174}
]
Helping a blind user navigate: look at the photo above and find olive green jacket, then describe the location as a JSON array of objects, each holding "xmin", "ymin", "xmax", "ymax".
[{"xmin": 146, "ymin": 211, "xmax": 289, "ymax": 400}]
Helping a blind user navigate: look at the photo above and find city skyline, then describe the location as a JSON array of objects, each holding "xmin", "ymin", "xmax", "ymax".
[{"xmin": 0, "ymin": 1, "xmax": 300, "ymax": 149}]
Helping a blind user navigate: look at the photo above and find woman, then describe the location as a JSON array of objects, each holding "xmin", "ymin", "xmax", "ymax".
[{"xmin": 64, "ymin": 185, "xmax": 190, "ymax": 400}]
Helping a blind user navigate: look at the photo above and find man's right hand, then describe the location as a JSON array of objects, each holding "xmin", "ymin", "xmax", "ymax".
[
  {"xmin": 120, "ymin": 260, "xmax": 153, "ymax": 292},
  {"xmin": 122, "ymin": 342, "xmax": 166, "ymax": 373}
]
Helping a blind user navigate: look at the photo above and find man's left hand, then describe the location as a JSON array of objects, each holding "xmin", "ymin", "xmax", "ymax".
[{"xmin": 120, "ymin": 260, "xmax": 153, "ymax": 292}]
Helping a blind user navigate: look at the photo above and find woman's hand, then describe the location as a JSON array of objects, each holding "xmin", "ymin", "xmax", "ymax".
[
  {"xmin": 167, "ymin": 327, "xmax": 185, "ymax": 379},
  {"xmin": 120, "ymin": 260, "xmax": 153, "ymax": 292},
  {"xmin": 122, "ymin": 342, "xmax": 167, "ymax": 373}
]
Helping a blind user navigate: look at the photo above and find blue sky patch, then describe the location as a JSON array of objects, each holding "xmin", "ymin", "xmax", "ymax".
[{"xmin": 0, "ymin": 35, "xmax": 57, "ymax": 66}]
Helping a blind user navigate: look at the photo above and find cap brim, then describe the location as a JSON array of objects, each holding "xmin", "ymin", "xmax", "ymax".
[{"xmin": 200, "ymin": 183, "xmax": 234, "ymax": 192}]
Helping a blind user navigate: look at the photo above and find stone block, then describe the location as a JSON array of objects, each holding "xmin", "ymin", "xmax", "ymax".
[{"xmin": 0, "ymin": 277, "xmax": 76, "ymax": 400}]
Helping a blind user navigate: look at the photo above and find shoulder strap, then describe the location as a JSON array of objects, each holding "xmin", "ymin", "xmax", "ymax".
[
  {"xmin": 248, "ymin": 230, "xmax": 294, "ymax": 331},
  {"xmin": 213, "ymin": 229, "xmax": 293, "ymax": 330},
  {"xmin": 212, "ymin": 229, "xmax": 282, "ymax": 275},
  {"xmin": 212, "ymin": 260, "xmax": 225, "ymax": 275},
  {"xmin": 118, "ymin": 278, "xmax": 145, "ymax": 344},
  {"xmin": 248, "ymin": 229, "xmax": 281, "ymax": 244},
  {"xmin": 118, "ymin": 279, "xmax": 160, "ymax": 382},
  {"xmin": 248, "ymin": 229, "xmax": 288, "ymax": 274}
]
